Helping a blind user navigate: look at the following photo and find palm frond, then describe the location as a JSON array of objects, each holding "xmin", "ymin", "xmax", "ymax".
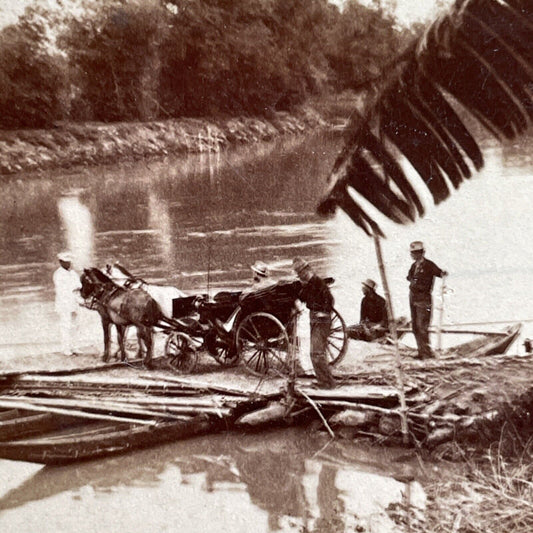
[{"xmin": 318, "ymin": 0, "xmax": 533, "ymax": 235}]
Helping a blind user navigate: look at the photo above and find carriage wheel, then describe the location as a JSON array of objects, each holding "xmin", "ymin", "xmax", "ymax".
[
  {"xmin": 211, "ymin": 342, "xmax": 239, "ymax": 367},
  {"xmin": 236, "ymin": 312, "xmax": 291, "ymax": 376},
  {"xmin": 326, "ymin": 308, "xmax": 348, "ymax": 367},
  {"xmin": 164, "ymin": 332, "xmax": 198, "ymax": 373}
]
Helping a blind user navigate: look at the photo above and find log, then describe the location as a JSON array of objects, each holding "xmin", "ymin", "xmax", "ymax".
[
  {"xmin": 235, "ymin": 402, "xmax": 287, "ymax": 427},
  {"xmin": 328, "ymin": 409, "xmax": 378, "ymax": 428},
  {"xmin": 295, "ymin": 384, "xmax": 401, "ymax": 401},
  {"xmin": 18, "ymin": 391, "xmax": 242, "ymax": 408},
  {"xmin": 378, "ymin": 415, "xmax": 402, "ymax": 436},
  {"xmin": 0, "ymin": 399, "xmax": 156, "ymax": 426},
  {"xmin": 311, "ymin": 400, "xmax": 400, "ymax": 414},
  {"xmin": 139, "ymin": 373, "xmax": 284, "ymax": 398},
  {"xmin": 427, "ymin": 427, "xmax": 455, "ymax": 447},
  {"xmin": 0, "ymin": 396, "xmax": 232, "ymax": 419}
]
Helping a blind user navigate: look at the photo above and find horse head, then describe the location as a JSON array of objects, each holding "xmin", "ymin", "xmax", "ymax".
[
  {"xmin": 80, "ymin": 268, "xmax": 114, "ymax": 300},
  {"xmin": 80, "ymin": 269, "xmax": 98, "ymax": 300}
]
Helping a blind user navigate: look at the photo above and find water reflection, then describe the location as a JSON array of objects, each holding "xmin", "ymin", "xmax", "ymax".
[
  {"xmin": 0, "ymin": 428, "xmax": 422, "ymax": 533},
  {"xmin": 57, "ymin": 191, "xmax": 94, "ymax": 269},
  {"xmin": 0, "ymin": 133, "xmax": 341, "ymax": 300}
]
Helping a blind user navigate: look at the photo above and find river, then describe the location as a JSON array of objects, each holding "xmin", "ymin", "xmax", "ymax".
[{"xmin": 0, "ymin": 130, "xmax": 532, "ymax": 531}]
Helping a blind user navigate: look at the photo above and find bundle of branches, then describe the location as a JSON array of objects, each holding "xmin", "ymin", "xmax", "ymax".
[
  {"xmin": 326, "ymin": 354, "xmax": 533, "ymax": 449},
  {"xmin": 318, "ymin": 0, "xmax": 533, "ymax": 236}
]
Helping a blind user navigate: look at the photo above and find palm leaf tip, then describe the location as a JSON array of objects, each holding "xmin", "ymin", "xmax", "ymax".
[{"xmin": 318, "ymin": 0, "xmax": 533, "ymax": 235}]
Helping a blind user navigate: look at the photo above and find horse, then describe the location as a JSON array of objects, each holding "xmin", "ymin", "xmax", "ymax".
[
  {"xmin": 80, "ymin": 267, "xmax": 163, "ymax": 367},
  {"xmin": 105, "ymin": 262, "xmax": 186, "ymax": 319}
]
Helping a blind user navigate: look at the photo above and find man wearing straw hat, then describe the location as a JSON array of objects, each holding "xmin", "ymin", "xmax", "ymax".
[
  {"xmin": 407, "ymin": 241, "xmax": 447, "ymax": 359},
  {"xmin": 347, "ymin": 279, "xmax": 387, "ymax": 342},
  {"xmin": 218, "ymin": 261, "xmax": 274, "ymax": 334},
  {"xmin": 293, "ymin": 257, "xmax": 336, "ymax": 389},
  {"xmin": 53, "ymin": 252, "xmax": 81, "ymax": 356},
  {"xmin": 241, "ymin": 261, "xmax": 273, "ymax": 296}
]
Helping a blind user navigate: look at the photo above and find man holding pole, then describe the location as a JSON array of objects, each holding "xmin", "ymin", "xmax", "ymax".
[{"xmin": 407, "ymin": 241, "xmax": 447, "ymax": 359}]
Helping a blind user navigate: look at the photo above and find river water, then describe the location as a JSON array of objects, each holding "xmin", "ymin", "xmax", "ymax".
[{"xmin": 0, "ymin": 130, "xmax": 532, "ymax": 531}]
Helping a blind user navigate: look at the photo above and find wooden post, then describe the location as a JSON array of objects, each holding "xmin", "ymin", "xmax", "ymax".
[
  {"xmin": 373, "ymin": 233, "xmax": 409, "ymax": 444},
  {"xmin": 436, "ymin": 277, "xmax": 446, "ymax": 353}
]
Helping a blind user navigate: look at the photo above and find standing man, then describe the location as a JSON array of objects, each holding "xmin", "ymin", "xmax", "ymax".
[
  {"xmin": 347, "ymin": 279, "xmax": 388, "ymax": 342},
  {"xmin": 293, "ymin": 257, "xmax": 335, "ymax": 389},
  {"xmin": 53, "ymin": 252, "xmax": 81, "ymax": 356},
  {"xmin": 407, "ymin": 241, "xmax": 447, "ymax": 359}
]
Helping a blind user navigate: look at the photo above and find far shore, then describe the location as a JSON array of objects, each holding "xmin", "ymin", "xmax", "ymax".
[{"xmin": 0, "ymin": 99, "xmax": 352, "ymax": 178}]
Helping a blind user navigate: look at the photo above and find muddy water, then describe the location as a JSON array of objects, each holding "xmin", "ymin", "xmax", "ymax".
[
  {"xmin": 1, "ymin": 131, "xmax": 533, "ymax": 531},
  {"xmin": 0, "ymin": 428, "xmax": 426, "ymax": 533}
]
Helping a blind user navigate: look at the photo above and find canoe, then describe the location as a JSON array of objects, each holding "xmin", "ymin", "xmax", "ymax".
[
  {"xmin": 399, "ymin": 323, "xmax": 522, "ymax": 359},
  {"xmin": 439, "ymin": 323, "xmax": 522, "ymax": 358},
  {"xmin": 0, "ymin": 414, "xmax": 222, "ymax": 465},
  {"xmin": 0, "ymin": 409, "xmax": 80, "ymax": 442}
]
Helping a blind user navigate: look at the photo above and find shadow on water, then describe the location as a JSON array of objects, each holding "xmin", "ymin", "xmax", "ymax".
[{"xmin": 0, "ymin": 428, "xmax": 424, "ymax": 531}]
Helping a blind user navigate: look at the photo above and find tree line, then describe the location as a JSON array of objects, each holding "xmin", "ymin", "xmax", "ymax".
[{"xmin": 0, "ymin": 0, "xmax": 419, "ymax": 129}]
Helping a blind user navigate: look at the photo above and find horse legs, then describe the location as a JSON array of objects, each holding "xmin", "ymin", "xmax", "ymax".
[
  {"xmin": 141, "ymin": 327, "xmax": 154, "ymax": 369},
  {"xmin": 135, "ymin": 328, "xmax": 146, "ymax": 360},
  {"xmin": 116, "ymin": 326, "xmax": 128, "ymax": 362},
  {"xmin": 101, "ymin": 316, "xmax": 111, "ymax": 362}
]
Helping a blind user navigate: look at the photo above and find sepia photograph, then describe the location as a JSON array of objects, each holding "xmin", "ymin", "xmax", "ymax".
[{"xmin": 0, "ymin": 0, "xmax": 532, "ymax": 531}]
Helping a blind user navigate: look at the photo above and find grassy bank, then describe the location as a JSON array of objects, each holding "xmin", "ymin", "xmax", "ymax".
[
  {"xmin": 385, "ymin": 433, "xmax": 533, "ymax": 533},
  {"xmin": 0, "ymin": 95, "xmax": 355, "ymax": 177}
]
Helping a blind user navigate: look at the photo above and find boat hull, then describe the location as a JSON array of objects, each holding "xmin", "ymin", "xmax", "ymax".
[{"xmin": 0, "ymin": 415, "xmax": 220, "ymax": 465}]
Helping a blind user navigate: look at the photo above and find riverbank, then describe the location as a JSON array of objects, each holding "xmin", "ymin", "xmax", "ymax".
[{"xmin": 0, "ymin": 101, "xmax": 348, "ymax": 177}]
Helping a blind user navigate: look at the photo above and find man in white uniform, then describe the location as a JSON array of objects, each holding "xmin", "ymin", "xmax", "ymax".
[{"xmin": 53, "ymin": 252, "xmax": 81, "ymax": 355}]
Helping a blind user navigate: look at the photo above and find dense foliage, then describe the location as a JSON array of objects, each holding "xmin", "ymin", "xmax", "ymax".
[{"xmin": 0, "ymin": 0, "xmax": 417, "ymax": 128}]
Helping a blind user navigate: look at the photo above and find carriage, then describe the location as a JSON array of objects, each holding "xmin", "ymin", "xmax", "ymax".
[{"xmin": 163, "ymin": 279, "xmax": 348, "ymax": 376}]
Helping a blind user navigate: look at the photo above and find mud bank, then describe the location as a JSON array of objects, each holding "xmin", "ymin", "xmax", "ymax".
[{"xmin": 0, "ymin": 106, "xmax": 335, "ymax": 177}]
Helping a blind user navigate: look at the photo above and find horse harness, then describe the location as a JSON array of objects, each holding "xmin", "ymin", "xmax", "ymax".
[{"xmin": 83, "ymin": 281, "xmax": 122, "ymax": 315}]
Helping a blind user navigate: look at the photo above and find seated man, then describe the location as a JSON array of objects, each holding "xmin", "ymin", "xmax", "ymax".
[
  {"xmin": 347, "ymin": 279, "xmax": 388, "ymax": 342},
  {"xmin": 218, "ymin": 261, "xmax": 274, "ymax": 333}
]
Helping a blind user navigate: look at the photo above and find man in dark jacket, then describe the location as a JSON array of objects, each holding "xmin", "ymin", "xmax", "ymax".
[
  {"xmin": 407, "ymin": 241, "xmax": 447, "ymax": 359},
  {"xmin": 293, "ymin": 257, "xmax": 335, "ymax": 388},
  {"xmin": 347, "ymin": 279, "xmax": 388, "ymax": 342}
]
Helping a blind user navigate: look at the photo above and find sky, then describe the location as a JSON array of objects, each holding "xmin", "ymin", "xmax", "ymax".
[
  {"xmin": 333, "ymin": 0, "xmax": 453, "ymax": 26},
  {"xmin": 0, "ymin": 0, "xmax": 453, "ymax": 30}
]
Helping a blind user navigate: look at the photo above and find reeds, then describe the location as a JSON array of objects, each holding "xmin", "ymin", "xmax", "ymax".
[{"xmin": 402, "ymin": 436, "xmax": 533, "ymax": 533}]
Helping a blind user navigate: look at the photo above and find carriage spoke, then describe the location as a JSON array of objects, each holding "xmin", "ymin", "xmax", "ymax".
[
  {"xmin": 240, "ymin": 325, "xmax": 258, "ymax": 342},
  {"xmin": 326, "ymin": 343, "xmax": 338, "ymax": 363},
  {"xmin": 245, "ymin": 348, "xmax": 262, "ymax": 368},
  {"xmin": 249, "ymin": 317, "xmax": 263, "ymax": 339},
  {"xmin": 236, "ymin": 312, "xmax": 291, "ymax": 377},
  {"xmin": 255, "ymin": 350, "xmax": 268, "ymax": 373},
  {"xmin": 264, "ymin": 347, "xmax": 286, "ymax": 369},
  {"xmin": 328, "ymin": 332, "xmax": 345, "ymax": 343}
]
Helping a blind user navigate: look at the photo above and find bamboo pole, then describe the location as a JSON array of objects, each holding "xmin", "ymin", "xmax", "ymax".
[
  {"xmin": 0, "ymin": 399, "xmax": 156, "ymax": 426},
  {"xmin": 436, "ymin": 276, "xmax": 448, "ymax": 353},
  {"xmin": 0, "ymin": 396, "xmax": 201, "ymax": 420},
  {"xmin": 397, "ymin": 327, "xmax": 508, "ymax": 337},
  {"xmin": 373, "ymin": 233, "xmax": 409, "ymax": 444}
]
